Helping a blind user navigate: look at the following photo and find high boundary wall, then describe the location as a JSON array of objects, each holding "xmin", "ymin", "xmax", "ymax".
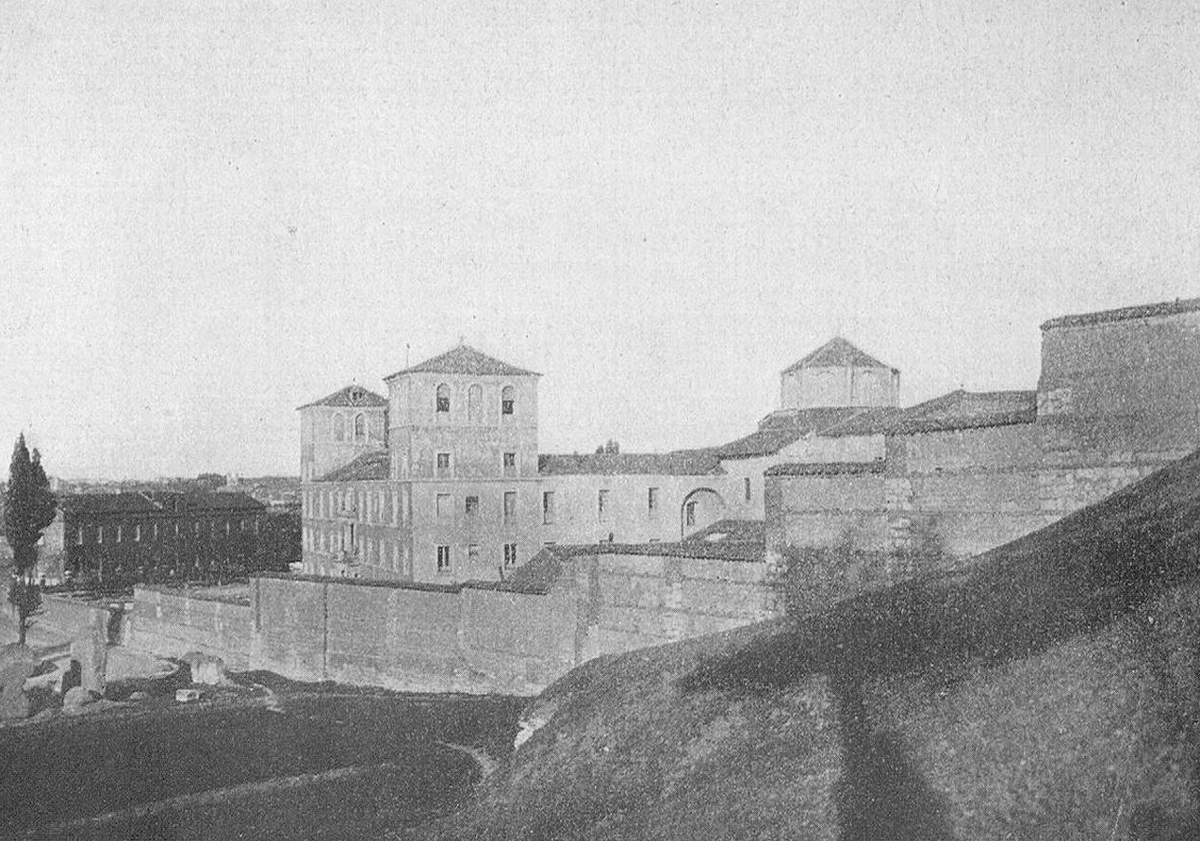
[
  {"xmin": 565, "ymin": 549, "xmax": 781, "ymax": 660},
  {"xmin": 126, "ymin": 587, "xmax": 256, "ymax": 669},
  {"xmin": 126, "ymin": 549, "xmax": 781, "ymax": 695}
]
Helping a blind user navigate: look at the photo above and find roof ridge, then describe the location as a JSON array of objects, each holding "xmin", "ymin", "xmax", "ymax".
[
  {"xmin": 782, "ymin": 336, "xmax": 894, "ymax": 374},
  {"xmin": 385, "ymin": 343, "xmax": 540, "ymax": 380}
]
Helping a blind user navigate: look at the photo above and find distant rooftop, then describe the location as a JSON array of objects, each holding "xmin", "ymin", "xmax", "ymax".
[
  {"xmin": 538, "ymin": 450, "xmax": 723, "ymax": 476},
  {"xmin": 297, "ymin": 384, "xmax": 387, "ymax": 411},
  {"xmin": 316, "ymin": 451, "xmax": 390, "ymax": 483},
  {"xmin": 385, "ymin": 343, "xmax": 540, "ymax": 380},
  {"xmin": 765, "ymin": 460, "xmax": 887, "ymax": 477},
  {"xmin": 782, "ymin": 337, "xmax": 896, "ymax": 374},
  {"xmin": 891, "ymin": 389, "xmax": 1037, "ymax": 435},
  {"xmin": 1041, "ymin": 297, "xmax": 1200, "ymax": 330},
  {"xmin": 59, "ymin": 491, "xmax": 265, "ymax": 514},
  {"xmin": 717, "ymin": 407, "xmax": 870, "ymax": 459}
]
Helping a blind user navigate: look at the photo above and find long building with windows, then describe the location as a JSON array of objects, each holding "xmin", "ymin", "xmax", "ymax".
[
  {"xmin": 298, "ymin": 337, "xmax": 901, "ymax": 583},
  {"xmin": 299, "ymin": 296, "xmax": 1200, "ymax": 587}
]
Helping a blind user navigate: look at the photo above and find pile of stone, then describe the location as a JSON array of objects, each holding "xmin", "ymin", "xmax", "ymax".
[{"xmin": 0, "ymin": 644, "xmax": 37, "ymax": 721}]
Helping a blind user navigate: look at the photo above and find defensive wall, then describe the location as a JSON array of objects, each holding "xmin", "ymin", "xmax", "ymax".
[
  {"xmin": 124, "ymin": 542, "xmax": 781, "ymax": 695},
  {"xmin": 768, "ymin": 300, "xmax": 1200, "ymax": 559}
]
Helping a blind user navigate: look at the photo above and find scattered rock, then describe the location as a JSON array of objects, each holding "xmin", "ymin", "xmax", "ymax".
[
  {"xmin": 175, "ymin": 688, "xmax": 202, "ymax": 703},
  {"xmin": 62, "ymin": 686, "xmax": 97, "ymax": 715},
  {"xmin": 70, "ymin": 624, "xmax": 108, "ymax": 696},
  {"xmin": 128, "ymin": 691, "xmax": 149, "ymax": 702},
  {"xmin": 514, "ymin": 698, "xmax": 559, "ymax": 751},
  {"xmin": 183, "ymin": 651, "xmax": 228, "ymax": 686},
  {"xmin": 0, "ymin": 644, "xmax": 37, "ymax": 721}
]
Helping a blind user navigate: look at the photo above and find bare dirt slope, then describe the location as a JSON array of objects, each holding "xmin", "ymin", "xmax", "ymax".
[{"xmin": 406, "ymin": 449, "xmax": 1200, "ymax": 840}]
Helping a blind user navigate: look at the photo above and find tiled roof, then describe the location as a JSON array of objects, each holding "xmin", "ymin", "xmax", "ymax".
[
  {"xmin": 1041, "ymin": 297, "xmax": 1200, "ymax": 330},
  {"xmin": 782, "ymin": 337, "xmax": 895, "ymax": 374},
  {"xmin": 316, "ymin": 451, "xmax": 390, "ymax": 483},
  {"xmin": 297, "ymin": 385, "xmax": 387, "ymax": 411},
  {"xmin": 821, "ymin": 407, "xmax": 905, "ymax": 437},
  {"xmin": 888, "ymin": 389, "xmax": 1037, "ymax": 435},
  {"xmin": 716, "ymin": 407, "xmax": 873, "ymax": 458},
  {"xmin": 385, "ymin": 344, "xmax": 540, "ymax": 380},
  {"xmin": 60, "ymin": 491, "xmax": 266, "ymax": 514},
  {"xmin": 58, "ymin": 492, "xmax": 161, "ymax": 514},
  {"xmin": 683, "ymin": 518, "xmax": 765, "ymax": 547},
  {"xmin": 538, "ymin": 450, "xmax": 723, "ymax": 476},
  {"xmin": 765, "ymin": 460, "xmax": 887, "ymax": 477}
]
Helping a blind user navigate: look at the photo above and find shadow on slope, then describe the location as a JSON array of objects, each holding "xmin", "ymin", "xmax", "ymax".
[{"xmin": 683, "ymin": 449, "xmax": 1200, "ymax": 694}]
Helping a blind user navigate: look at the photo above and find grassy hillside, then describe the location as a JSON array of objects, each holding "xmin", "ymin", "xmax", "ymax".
[{"xmin": 404, "ymin": 450, "xmax": 1200, "ymax": 840}]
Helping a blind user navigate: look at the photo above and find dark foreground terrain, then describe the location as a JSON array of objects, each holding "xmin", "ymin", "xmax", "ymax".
[
  {"xmin": 0, "ymin": 678, "xmax": 522, "ymax": 840},
  {"xmin": 404, "ymin": 449, "xmax": 1200, "ymax": 840}
]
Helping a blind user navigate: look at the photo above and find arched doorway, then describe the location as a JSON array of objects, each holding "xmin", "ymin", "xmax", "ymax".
[{"xmin": 680, "ymin": 487, "xmax": 726, "ymax": 538}]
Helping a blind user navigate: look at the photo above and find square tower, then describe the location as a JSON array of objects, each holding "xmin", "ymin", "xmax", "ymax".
[{"xmin": 383, "ymin": 344, "xmax": 541, "ymax": 581}]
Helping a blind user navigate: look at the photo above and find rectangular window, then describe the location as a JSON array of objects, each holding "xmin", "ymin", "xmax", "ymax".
[
  {"xmin": 436, "ymin": 493, "xmax": 452, "ymax": 519},
  {"xmin": 503, "ymin": 451, "xmax": 516, "ymax": 477},
  {"xmin": 542, "ymin": 491, "xmax": 555, "ymax": 524},
  {"xmin": 76, "ymin": 527, "xmax": 84, "ymax": 546},
  {"xmin": 468, "ymin": 543, "xmax": 480, "ymax": 563},
  {"xmin": 134, "ymin": 524, "xmax": 141, "ymax": 542},
  {"xmin": 436, "ymin": 452, "xmax": 451, "ymax": 477},
  {"xmin": 436, "ymin": 545, "xmax": 452, "ymax": 574},
  {"xmin": 647, "ymin": 487, "xmax": 659, "ymax": 516},
  {"xmin": 116, "ymin": 525, "xmax": 123, "ymax": 543},
  {"xmin": 504, "ymin": 543, "xmax": 518, "ymax": 568},
  {"xmin": 465, "ymin": 495, "xmax": 479, "ymax": 517},
  {"xmin": 97, "ymin": 526, "xmax": 104, "ymax": 544},
  {"xmin": 744, "ymin": 477, "xmax": 752, "ymax": 502},
  {"xmin": 503, "ymin": 491, "xmax": 517, "ymax": 524},
  {"xmin": 598, "ymin": 489, "xmax": 610, "ymax": 522},
  {"xmin": 685, "ymin": 501, "xmax": 697, "ymax": 527}
]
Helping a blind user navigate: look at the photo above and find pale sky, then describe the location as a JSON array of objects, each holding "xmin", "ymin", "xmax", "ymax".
[{"xmin": 3, "ymin": 1, "xmax": 1199, "ymax": 479}]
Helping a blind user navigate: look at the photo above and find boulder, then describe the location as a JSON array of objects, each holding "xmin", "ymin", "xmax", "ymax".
[
  {"xmin": 0, "ymin": 644, "xmax": 37, "ymax": 721},
  {"xmin": 62, "ymin": 686, "xmax": 96, "ymax": 715},
  {"xmin": 70, "ymin": 621, "xmax": 108, "ymax": 696},
  {"xmin": 183, "ymin": 651, "xmax": 228, "ymax": 686}
]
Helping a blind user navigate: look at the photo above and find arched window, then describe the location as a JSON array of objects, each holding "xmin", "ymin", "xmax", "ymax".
[
  {"xmin": 468, "ymin": 384, "xmax": 483, "ymax": 422},
  {"xmin": 333, "ymin": 413, "xmax": 346, "ymax": 442},
  {"xmin": 354, "ymin": 413, "xmax": 366, "ymax": 442},
  {"xmin": 436, "ymin": 384, "xmax": 450, "ymax": 413},
  {"xmin": 501, "ymin": 386, "xmax": 515, "ymax": 416}
]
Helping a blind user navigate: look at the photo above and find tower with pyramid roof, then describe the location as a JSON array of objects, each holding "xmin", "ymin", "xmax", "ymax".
[
  {"xmin": 780, "ymin": 337, "xmax": 899, "ymax": 410},
  {"xmin": 381, "ymin": 343, "xmax": 542, "ymax": 581}
]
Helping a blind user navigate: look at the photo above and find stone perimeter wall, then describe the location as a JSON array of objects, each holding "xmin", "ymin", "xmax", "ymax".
[{"xmin": 125, "ymin": 552, "xmax": 781, "ymax": 695}]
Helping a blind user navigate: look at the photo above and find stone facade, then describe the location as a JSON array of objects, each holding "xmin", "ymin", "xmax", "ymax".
[{"xmin": 767, "ymin": 297, "xmax": 1200, "ymax": 560}]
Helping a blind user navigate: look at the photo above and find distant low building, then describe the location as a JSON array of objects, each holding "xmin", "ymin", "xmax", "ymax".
[{"xmin": 37, "ymin": 491, "xmax": 281, "ymax": 588}]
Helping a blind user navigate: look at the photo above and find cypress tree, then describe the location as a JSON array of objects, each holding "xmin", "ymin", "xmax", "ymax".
[{"xmin": 5, "ymin": 435, "xmax": 57, "ymax": 645}]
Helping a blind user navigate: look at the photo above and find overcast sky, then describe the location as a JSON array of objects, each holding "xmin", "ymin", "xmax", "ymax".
[{"xmin": 3, "ymin": 1, "xmax": 1199, "ymax": 479}]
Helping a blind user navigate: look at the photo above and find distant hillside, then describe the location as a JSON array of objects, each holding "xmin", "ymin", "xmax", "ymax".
[{"xmin": 400, "ymin": 449, "xmax": 1200, "ymax": 840}]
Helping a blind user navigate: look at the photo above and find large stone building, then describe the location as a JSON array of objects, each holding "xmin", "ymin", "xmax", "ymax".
[
  {"xmin": 299, "ymin": 336, "xmax": 892, "ymax": 583},
  {"xmin": 298, "ymin": 296, "xmax": 1200, "ymax": 586}
]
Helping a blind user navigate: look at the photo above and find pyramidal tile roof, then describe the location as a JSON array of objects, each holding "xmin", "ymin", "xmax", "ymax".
[
  {"xmin": 385, "ymin": 344, "xmax": 540, "ymax": 380},
  {"xmin": 297, "ymin": 385, "xmax": 387, "ymax": 410},
  {"xmin": 783, "ymin": 337, "xmax": 895, "ymax": 374}
]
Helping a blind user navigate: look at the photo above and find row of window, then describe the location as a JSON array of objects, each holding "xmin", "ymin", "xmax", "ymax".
[
  {"xmin": 433, "ymin": 450, "xmax": 519, "ymax": 478},
  {"xmin": 305, "ymin": 487, "xmax": 409, "ymax": 525},
  {"xmin": 436, "ymin": 384, "xmax": 517, "ymax": 418},
  {"xmin": 331, "ymin": 412, "xmax": 371, "ymax": 443},
  {"xmin": 75, "ymin": 519, "xmax": 260, "ymax": 546},
  {"xmin": 436, "ymin": 542, "xmax": 518, "ymax": 574},
  {"xmin": 435, "ymin": 491, "xmax": 520, "ymax": 524},
  {"xmin": 304, "ymin": 526, "xmax": 413, "ymax": 577}
]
